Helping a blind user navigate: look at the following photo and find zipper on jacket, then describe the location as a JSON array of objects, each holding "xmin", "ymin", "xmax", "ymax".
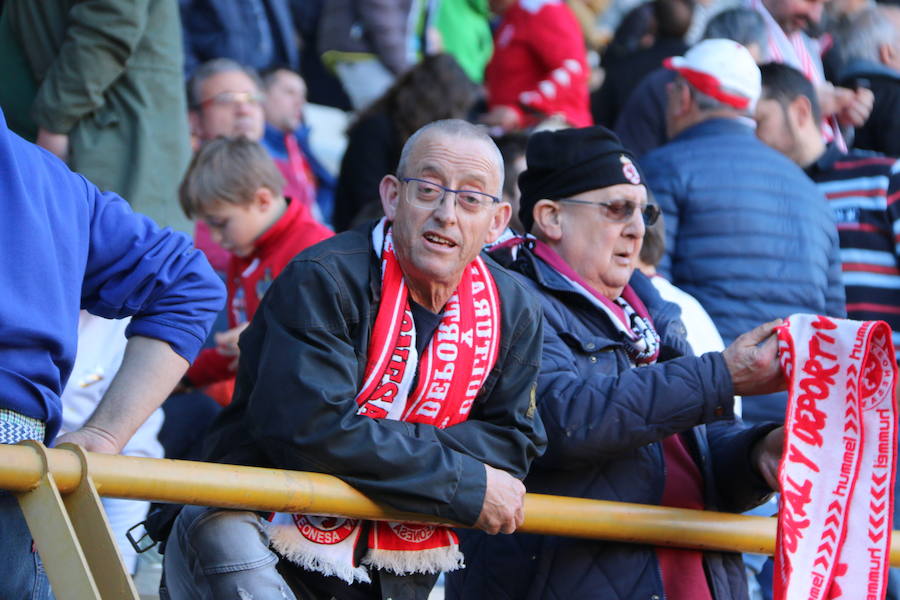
[
  {"xmin": 654, "ymin": 440, "xmax": 667, "ymax": 600},
  {"xmin": 652, "ymin": 563, "xmax": 667, "ymax": 600}
]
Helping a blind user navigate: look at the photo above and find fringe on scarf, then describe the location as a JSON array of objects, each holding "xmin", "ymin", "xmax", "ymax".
[
  {"xmin": 265, "ymin": 522, "xmax": 372, "ymax": 584},
  {"xmin": 362, "ymin": 545, "xmax": 466, "ymax": 576}
]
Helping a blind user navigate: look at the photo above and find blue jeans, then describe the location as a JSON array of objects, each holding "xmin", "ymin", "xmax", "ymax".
[
  {"xmin": 162, "ymin": 505, "xmax": 297, "ymax": 599},
  {"xmin": 0, "ymin": 492, "xmax": 53, "ymax": 599}
]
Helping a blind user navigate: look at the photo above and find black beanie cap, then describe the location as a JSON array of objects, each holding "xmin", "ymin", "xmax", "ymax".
[{"xmin": 517, "ymin": 126, "xmax": 645, "ymax": 233}]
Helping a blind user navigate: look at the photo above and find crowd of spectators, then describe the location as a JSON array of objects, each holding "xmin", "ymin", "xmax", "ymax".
[{"xmin": 1, "ymin": 0, "xmax": 900, "ymax": 598}]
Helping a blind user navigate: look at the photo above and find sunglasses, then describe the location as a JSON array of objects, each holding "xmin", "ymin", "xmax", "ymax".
[{"xmin": 555, "ymin": 197, "xmax": 661, "ymax": 226}]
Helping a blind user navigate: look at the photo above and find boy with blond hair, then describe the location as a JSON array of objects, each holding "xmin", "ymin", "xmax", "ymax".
[{"xmin": 180, "ymin": 136, "xmax": 332, "ymax": 392}]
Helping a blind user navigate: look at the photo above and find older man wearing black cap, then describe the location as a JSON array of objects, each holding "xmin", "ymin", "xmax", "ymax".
[{"xmin": 448, "ymin": 125, "xmax": 786, "ymax": 600}]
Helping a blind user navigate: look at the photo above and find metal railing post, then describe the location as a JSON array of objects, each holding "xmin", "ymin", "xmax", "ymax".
[
  {"xmin": 15, "ymin": 441, "xmax": 103, "ymax": 599},
  {"xmin": 57, "ymin": 443, "xmax": 139, "ymax": 599},
  {"xmin": 13, "ymin": 441, "xmax": 138, "ymax": 599}
]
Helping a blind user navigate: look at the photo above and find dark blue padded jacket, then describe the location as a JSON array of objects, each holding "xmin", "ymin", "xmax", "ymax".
[{"xmin": 640, "ymin": 117, "xmax": 845, "ymax": 424}]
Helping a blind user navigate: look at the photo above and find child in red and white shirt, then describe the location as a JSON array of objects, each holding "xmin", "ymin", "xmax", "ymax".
[{"xmin": 179, "ymin": 137, "xmax": 332, "ymax": 399}]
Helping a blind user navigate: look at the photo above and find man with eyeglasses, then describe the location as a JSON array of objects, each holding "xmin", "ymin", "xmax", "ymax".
[
  {"xmin": 448, "ymin": 124, "xmax": 787, "ymax": 600},
  {"xmin": 162, "ymin": 119, "xmax": 547, "ymax": 600},
  {"xmin": 187, "ymin": 58, "xmax": 268, "ymax": 146}
]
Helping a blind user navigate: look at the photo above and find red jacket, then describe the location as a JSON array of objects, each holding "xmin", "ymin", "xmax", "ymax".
[
  {"xmin": 485, "ymin": 0, "xmax": 592, "ymax": 129},
  {"xmin": 186, "ymin": 199, "xmax": 332, "ymax": 387}
]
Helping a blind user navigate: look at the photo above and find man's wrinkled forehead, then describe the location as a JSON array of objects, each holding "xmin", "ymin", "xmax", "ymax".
[
  {"xmin": 201, "ymin": 71, "xmax": 261, "ymax": 101},
  {"xmin": 406, "ymin": 131, "xmax": 503, "ymax": 193}
]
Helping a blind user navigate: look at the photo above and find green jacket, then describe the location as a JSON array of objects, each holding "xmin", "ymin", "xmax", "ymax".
[
  {"xmin": 0, "ymin": 0, "xmax": 192, "ymax": 232},
  {"xmin": 436, "ymin": 0, "xmax": 492, "ymax": 84}
]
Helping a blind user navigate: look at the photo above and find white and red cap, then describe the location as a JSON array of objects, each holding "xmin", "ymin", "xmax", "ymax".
[{"xmin": 663, "ymin": 38, "xmax": 761, "ymax": 111}]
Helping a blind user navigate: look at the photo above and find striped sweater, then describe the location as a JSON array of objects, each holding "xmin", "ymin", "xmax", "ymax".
[{"xmin": 807, "ymin": 145, "xmax": 900, "ymax": 359}]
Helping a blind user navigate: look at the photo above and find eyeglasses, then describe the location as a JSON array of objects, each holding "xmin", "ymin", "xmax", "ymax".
[
  {"xmin": 556, "ymin": 197, "xmax": 660, "ymax": 226},
  {"xmin": 198, "ymin": 91, "xmax": 265, "ymax": 109},
  {"xmin": 401, "ymin": 177, "xmax": 501, "ymax": 214}
]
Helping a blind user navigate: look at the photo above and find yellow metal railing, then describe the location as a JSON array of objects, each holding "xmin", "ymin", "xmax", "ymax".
[{"xmin": 3, "ymin": 441, "xmax": 900, "ymax": 599}]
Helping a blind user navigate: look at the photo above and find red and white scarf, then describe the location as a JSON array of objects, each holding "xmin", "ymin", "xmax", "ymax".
[
  {"xmin": 774, "ymin": 314, "xmax": 897, "ymax": 600},
  {"xmin": 529, "ymin": 239, "xmax": 660, "ymax": 365},
  {"xmin": 267, "ymin": 219, "xmax": 502, "ymax": 583}
]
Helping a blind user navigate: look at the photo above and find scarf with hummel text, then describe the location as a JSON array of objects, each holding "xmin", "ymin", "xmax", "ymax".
[{"xmin": 774, "ymin": 314, "xmax": 897, "ymax": 600}]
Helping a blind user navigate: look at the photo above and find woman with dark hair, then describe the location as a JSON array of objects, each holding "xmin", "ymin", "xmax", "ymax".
[
  {"xmin": 601, "ymin": 1, "xmax": 658, "ymax": 68},
  {"xmin": 331, "ymin": 53, "xmax": 480, "ymax": 231}
]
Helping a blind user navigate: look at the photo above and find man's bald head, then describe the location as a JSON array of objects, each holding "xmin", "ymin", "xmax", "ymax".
[{"xmin": 397, "ymin": 120, "xmax": 505, "ymax": 198}]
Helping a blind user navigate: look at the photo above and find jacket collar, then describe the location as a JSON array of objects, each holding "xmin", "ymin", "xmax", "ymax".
[
  {"xmin": 250, "ymin": 197, "xmax": 309, "ymax": 258},
  {"xmin": 671, "ymin": 116, "xmax": 756, "ymax": 144},
  {"xmin": 805, "ymin": 142, "xmax": 844, "ymax": 176},
  {"xmin": 350, "ymin": 219, "xmax": 384, "ymax": 305},
  {"xmin": 263, "ymin": 122, "xmax": 287, "ymax": 153},
  {"xmin": 516, "ymin": 244, "xmax": 675, "ymax": 326},
  {"xmin": 263, "ymin": 121, "xmax": 312, "ymax": 154}
]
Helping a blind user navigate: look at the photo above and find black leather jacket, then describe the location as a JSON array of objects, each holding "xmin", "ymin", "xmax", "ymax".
[{"xmin": 203, "ymin": 222, "xmax": 547, "ymax": 526}]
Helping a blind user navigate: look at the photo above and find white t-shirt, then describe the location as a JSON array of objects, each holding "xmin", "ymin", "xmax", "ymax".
[
  {"xmin": 60, "ymin": 311, "xmax": 164, "ymax": 460},
  {"xmin": 59, "ymin": 311, "xmax": 164, "ymax": 573},
  {"xmin": 651, "ymin": 276, "xmax": 742, "ymax": 417}
]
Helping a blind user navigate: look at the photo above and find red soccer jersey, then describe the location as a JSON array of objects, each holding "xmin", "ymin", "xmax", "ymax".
[{"xmin": 485, "ymin": 0, "xmax": 593, "ymax": 129}]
